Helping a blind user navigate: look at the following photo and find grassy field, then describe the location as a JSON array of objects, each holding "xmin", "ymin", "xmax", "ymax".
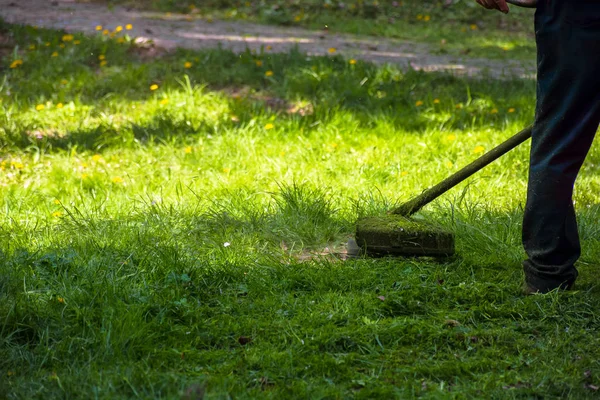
[
  {"xmin": 2, "ymin": 19, "xmax": 600, "ymax": 399},
  {"xmin": 106, "ymin": 0, "xmax": 538, "ymax": 61}
]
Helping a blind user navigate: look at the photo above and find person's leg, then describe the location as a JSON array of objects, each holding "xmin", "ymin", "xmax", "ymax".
[{"xmin": 523, "ymin": 1, "xmax": 600, "ymax": 292}]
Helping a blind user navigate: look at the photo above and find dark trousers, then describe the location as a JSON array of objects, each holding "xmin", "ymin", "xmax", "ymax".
[{"xmin": 523, "ymin": 0, "xmax": 600, "ymax": 291}]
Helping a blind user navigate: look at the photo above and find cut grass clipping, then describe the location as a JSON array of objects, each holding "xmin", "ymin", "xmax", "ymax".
[{"xmin": 2, "ymin": 20, "xmax": 600, "ymax": 399}]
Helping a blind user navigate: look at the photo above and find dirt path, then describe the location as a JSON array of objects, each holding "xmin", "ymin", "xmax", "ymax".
[{"xmin": 0, "ymin": 0, "xmax": 534, "ymax": 79}]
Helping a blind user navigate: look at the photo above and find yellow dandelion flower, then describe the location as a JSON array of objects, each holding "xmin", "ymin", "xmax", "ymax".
[
  {"xmin": 115, "ymin": 26, "xmax": 123, "ymax": 32},
  {"xmin": 265, "ymin": 123, "xmax": 275, "ymax": 130},
  {"xmin": 74, "ymin": 40, "xmax": 81, "ymax": 45},
  {"xmin": 53, "ymin": 199, "xmax": 61, "ymax": 205},
  {"xmin": 11, "ymin": 161, "xmax": 24, "ymax": 169},
  {"xmin": 102, "ymin": 29, "xmax": 109, "ymax": 35},
  {"xmin": 81, "ymin": 173, "xmax": 89, "ymax": 179},
  {"xmin": 266, "ymin": 45, "xmax": 272, "ymax": 51},
  {"xmin": 109, "ymin": 32, "xmax": 116, "ymax": 38},
  {"xmin": 490, "ymin": 108, "xmax": 498, "ymax": 114},
  {"xmin": 446, "ymin": 161, "xmax": 453, "ymax": 168},
  {"xmin": 150, "ymin": 84, "xmax": 159, "ymax": 91},
  {"xmin": 255, "ymin": 60, "xmax": 263, "ymax": 67},
  {"xmin": 96, "ymin": 25, "xmax": 103, "ymax": 31},
  {"xmin": 328, "ymin": 47, "xmax": 336, "ymax": 54},
  {"xmin": 222, "ymin": 167, "xmax": 231, "ymax": 173},
  {"xmin": 415, "ymin": 100, "xmax": 424, "ymax": 107},
  {"xmin": 470, "ymin": 24, "xmax": 478, "ymax": 30},
  {"xmin": 28, "ymin": 44, "xmax": 36, "ymax": 50},
  {"xmin": 417, "ymin": 14, "xmax": 423, "ymax": 20},
  {"xmin": 56, "ymin": 103, "xmax": 63, "ymax": 108},
  {"xmin": 62, "ymin": 34, "xmax": 74, "ymax": 42},
  {"xmin": 184, "ymin": 61, "xmax": 192, "ymax": 68},
  {"xmin": 45, "ymin": 42, "xmax": 51, "ymax": 46},
  {"xmin": 51, "ymin": 51, "xmax": 59, "ymax": 57},
  {"xmin": 424, "ymin": 15, "xmax": 431, "ymax": 22},
  {"xmin": 184, "ymin": 146, "xmax": 192, "ymax": 154},
  {"xmin": 279, "ymin": 151, "xmax": 286, "ymax": 157},
  {"xmin": 35, "ymin": 104, "xmax": 45, "ymax": 111},
  {"xmin": 92, "ymin": 154, "xmax": 103, "ymax": 162},
  {"xmin": 112, "ymin": 176, "xmax": 124, "ymax": 183},
  {"xmin": 160, "ymin": 98, "xmax": 169, "ymax": 105},
  {"xmin": 401, "ymin": 171, "xmax": 409, "ymax": 177},
  {"xmin": 126, "ymin": 24, "xmax": 133, "ymax": 30},
  {"xmin": 52, "ymin": 211, "xmax": 62, "ymax": 218},
  {"xmin": 100, "ymin": 60, "xmax": 107, "ymax": 67},
  {"xmin": 508, "ymin": 108, "xmax": 516, "ymax": 113},
  {"xmin": 265, "ymin": 70, "xmax": 274, "ymax": 77},
  {"xmin": 117, "ymin": 38, "xmax": 125, "ymax": 44},
  {"xmin": 57, "ymin": 296, "xmax": 65, "ymax": 303},
  {"xmin": 9, "ymin": 59, "xmax": 23, "ymax": 68},
  {"xmin": 60, "ymin": 79, "xmax": 68, "ymax": 85},
  {"xmin": 473, "ymin": 145, "xmax": 485, "ymax": 154},
  {"xmin": 447, "ymin": 134, "xmax": 456, "ymax": 141},
  {"xmin": 349, "ymin": 59, "xmax": 357, "ymax": 65},
  {"xmin": 59, "ymin": 43, "xmax": 65, "ymax": 48},
  {"xmin": 98, "ymin": 55, "xmax": 106, "ymax": 60},
  {"xmin": 433, "ymin": 98, "xmax": 440, "ymax": 104}
]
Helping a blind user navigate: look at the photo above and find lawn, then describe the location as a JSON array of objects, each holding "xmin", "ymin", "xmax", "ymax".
[
  {"xmin": 106, "ymin": 0, "xmax": 537, "ymax": 61},
  {"xmin": 2, "ymin": 19, "xmax": 600, "ymax": 399}
]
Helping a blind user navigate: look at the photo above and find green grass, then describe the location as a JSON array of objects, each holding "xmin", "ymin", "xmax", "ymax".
[
  {"xmin": 106, "ymin": 0, "xmax": 537, "ymax": 61},
  {"xmin": 2, "ymin": 20, "xmax": 600, "ymax": 399}
]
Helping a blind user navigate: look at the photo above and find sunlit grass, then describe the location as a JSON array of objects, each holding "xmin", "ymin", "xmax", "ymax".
[{"xmin": 2, "ymin": 20, "xmax": 600, "ymax": 399}]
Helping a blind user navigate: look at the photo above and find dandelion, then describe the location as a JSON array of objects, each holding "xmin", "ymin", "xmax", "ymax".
[
  {"xmin": 115, "ymin": 26, "xmax": 123, "ymax": 32},
  {"xmin": 36, "ymin": 104, "xmax": 45, "ymax": 111},
  {"xmin": 446, "ymin": 161, "xmax": 454, "ymax": 168},
  {"xmin": 100, "ymin": 60, "xmax": 107, "ymax": 67},
  {"xmin": 45, "ymin": 42, "xmax": 51, "ymax": 46},
  {"xmin": 112, "ymin": 176, "xmax": 124, "ymax": 183},
  {"xmin": 328, "ymin": 47, "xmax": 336, "ymax": 54},
  {"xmin": 222, "ymin": 167, "xmax": 231, "ymax": 173},
  {"xmin": 401, "ymin": 171, "xmax": 409, "ymax": 177},
  {"xmin": 255, "ymin": 60, "xmax": 263, "ymax": 67},
  {"xmin": 52, "ymin": 211, "xmax": 62, "ymax": 217},
  {"xmin": 160, "ymin": 98, "xmax": 169, "ymax": 105},
  {"xmin": 184, "ymin": 61, "xmax": 192, "ymax": 68},
  {"xmin": 56, "ymin": 103, "xmax": 63, "ymax": 108},
  {"xmin": 415, "ymin": 100, "xmax": 424, "ymax": 107},
  {"xmin": 96, "ymin": 25, "xmax": 103, "ymax": 31},
  {"xmin": 60, "ymin": 79, "xmax": 68, "ymax": 85},
  {"xmin": 28, "ymin": 44, "xmax": 36, "ymax": 50},
  {"xmin": 266, "ymin": 45, "xmax": 272, "ymax": 51},
  {"xmin": 117, "ymin": 38, "xmax": 125, "ymax": 44},
  {"xmin": 53, "ymin": 199, "xmax": 61, "ymax": 205},
  {"xmin": 490, "ymin": 108, "xmax": 498, "ymax": 114},
  {"xmin": 51, "ymin": 51, "xmax": 59, "ymax": 57},
  {"xmin": 184, "ymin": 146, "xmax": 192, "ymax": 154},
  {"xmin": 11, "ymin": 161, "xmax": 24, "ymax": 169},
  {"xmin": 424, "ymin": 15, "xmax": 431, "ymax": 22},
  {"xmin": 92, "ymin": 154, "xmax": 103, "ymax": 162},
  {"xmin": 433, "ymin": 98, "xmax": 440, "ymax": 104},
  {"xmin": 473, "ymin": 145, "xmax": 485, "ymax": 154},
  {"xmin": 59, "ymin": 43, "xmax": 65, "ymax": 48},
  {"xmin": 417, "ymin": 14, "xmax": 423, "ymax": 20},
  {"xmin": 508, "ymin": 108, "xmax": 516, "ymax": 113},
  {"xmin": 57, "ymin": 296, "xmax": 65, "ymax": 303},
  {"xmin": 455, "ymin": 103, "xmax": 463, "ymax": 109},
  {"xmin": 102, "ymin": 29, "xmax": 109, "ymax": 35},
  {"xmin": 62, "ymin": 34, "xmax": 74, "ymax": 42},
  {"xmin": 265, "ymin": 123, "xmax": 274, "ymax": 130},
  {"xmin": 265, "ymin": 70, "xmax": 274, "ymax": 77},
  {"xmin": 150, "ymin": 84, "xmax": 159, "ymax": 91},
  {"xmin": 9, "ymin": 59, "xmax": 23, "ymax": 68},
  {"xmin": 294, "ymin": 15, "xmax": 302, "ymax": 22},
  {"xmin": 447, "ymin": 134, "xmax": 456, "ymax": 141},
  {"xmin": 470, "ymin": 24, "xmax": 478, "ymax": 30},
  {"xmin": 349, "ymin": 59, "xmax": 357, "ymax": 65},
  {"xmin": 74, "ymin": 40, "xmax": 81, "ymax": 45}
]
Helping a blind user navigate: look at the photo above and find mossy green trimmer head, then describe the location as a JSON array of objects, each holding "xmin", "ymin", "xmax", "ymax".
[{"xmin": 354, "ymin": 126, "xmax": 533, "ymax": 257}]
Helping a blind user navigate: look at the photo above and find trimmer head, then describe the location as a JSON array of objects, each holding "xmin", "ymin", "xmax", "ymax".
[{"xmin": 355, "ymin": 215, "xmax": 454, "ymax": 257}]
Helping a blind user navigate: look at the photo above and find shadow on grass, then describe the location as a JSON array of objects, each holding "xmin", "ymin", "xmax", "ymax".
[{"xmin": 1, "ymin": 21, "xmax": 537, "ymax": 152}]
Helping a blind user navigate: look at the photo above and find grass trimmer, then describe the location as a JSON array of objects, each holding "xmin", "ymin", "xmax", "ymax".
[{"xmin": 354, "ymin": 125, "xmax": 533, "ymax": 257}]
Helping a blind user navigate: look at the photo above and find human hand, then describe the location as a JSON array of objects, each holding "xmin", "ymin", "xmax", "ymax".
[{"xmin": 475, "ymin": 0, "xmax": 509, "ymax": 14}]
